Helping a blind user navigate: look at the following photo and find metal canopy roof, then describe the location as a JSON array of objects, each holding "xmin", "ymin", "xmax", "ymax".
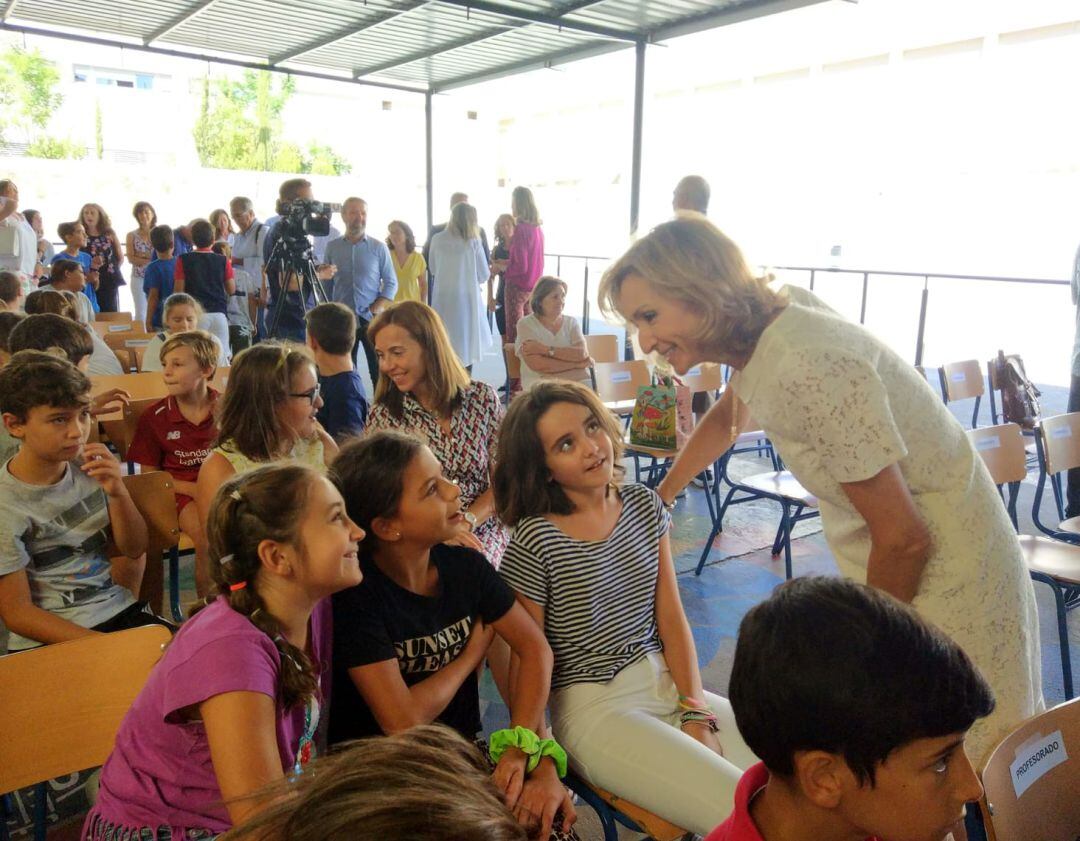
[{"xmin": 1, "ymin": 0, "xmax": 829, "ymax": 93}]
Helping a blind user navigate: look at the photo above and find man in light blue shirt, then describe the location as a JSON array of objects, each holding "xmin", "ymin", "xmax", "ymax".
[{"xmin": 323, "ymin": 197, "xmax": 397, "ymax": 385}]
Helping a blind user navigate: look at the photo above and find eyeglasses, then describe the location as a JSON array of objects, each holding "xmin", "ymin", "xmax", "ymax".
[{"xmin": 289, "ymin": 383, "xmax": 321, "ymax": 405}]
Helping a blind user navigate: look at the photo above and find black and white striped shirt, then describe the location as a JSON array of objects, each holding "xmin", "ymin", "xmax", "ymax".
[{"xmin": 499, "ymin": 483, "xmax": 670, "ymax": 690}]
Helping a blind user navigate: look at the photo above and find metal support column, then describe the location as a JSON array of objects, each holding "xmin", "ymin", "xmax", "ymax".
[
  {"xmin": 424, "ymin": 91, "xmax": 434, "ymax": 246},
  {"xmin": 629, "ymin": 39, "xmax": 646, "ymax": 236}
]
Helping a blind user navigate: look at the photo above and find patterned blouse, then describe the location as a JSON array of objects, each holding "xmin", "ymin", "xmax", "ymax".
[{"xmin": 366, "ymin": 381, "xmax": 508, "ymax": 567}]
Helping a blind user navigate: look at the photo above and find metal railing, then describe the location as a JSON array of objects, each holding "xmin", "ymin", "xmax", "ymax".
[
  {"xmin": 773, "ymin": 265, "xmax": 1070, "ymax": 366},
  {"xmin": 543, "ymin": 252, "xmax": 612, "ymax": 335}
]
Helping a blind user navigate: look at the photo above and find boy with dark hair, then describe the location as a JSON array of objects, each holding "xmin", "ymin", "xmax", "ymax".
[
  {"xmin": 305, "ymin": 302, "xmax": 368, "ymax": 443},
  {"xmin": 53, "ymin": 221, "xmax": 99, "ymax": 313},
  {"xmin": 0, "ymin": 269, "xmax": 23, "ymax": 311},
  {"xmin": 0, "ymin": 351, "xmax": 167, "ymax": 653},
  {"xmin": 174, "ymin": 218, "xmax": 234, "ymax": 357},
  {"xmin": 45, "ymin": 259, "xmax": 96, "ymax": 323},
  {"xmin": 709, "ymin": 576, "xmax": 994, "ymax": 841},
  {"xmin": 143, "ymin": 224, "xmax": 177, "ymax": 332}
]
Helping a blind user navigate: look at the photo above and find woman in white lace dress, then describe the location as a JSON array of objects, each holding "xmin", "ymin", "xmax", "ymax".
[{"xmin": 597, "ymin": 214, "xmax": 1043, "ymax": 768}]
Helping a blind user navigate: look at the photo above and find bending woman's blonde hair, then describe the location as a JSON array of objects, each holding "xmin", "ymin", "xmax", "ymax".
[
  {"xmin": 222, "ymin": 724, "xmax": 526, "ymax": 841},
  {"xmin": 598, "ymin": 215, "xmax": 784, "ymax": 360}
]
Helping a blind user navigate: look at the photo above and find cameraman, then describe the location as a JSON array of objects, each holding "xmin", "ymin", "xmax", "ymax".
[
  {"xmin": 323, "ymin": 197, "xmax": 397, "ymax": 385},
  {"xmin": 262, "ymin": 178, "xmax": 335, "ymax": 341}
]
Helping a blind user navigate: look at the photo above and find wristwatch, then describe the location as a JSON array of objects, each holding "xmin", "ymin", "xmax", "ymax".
[{"xmin": 462, "ymin": 510, "xmax": 478, "ymax": 531}]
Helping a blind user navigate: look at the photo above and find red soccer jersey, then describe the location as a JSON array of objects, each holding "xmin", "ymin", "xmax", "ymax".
[{"xmin": 127, "ymin": 391, "xmax": 219, "ymax": 510}]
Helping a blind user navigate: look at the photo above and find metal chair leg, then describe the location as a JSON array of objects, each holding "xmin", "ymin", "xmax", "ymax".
[
  {"xmin": 32, "ymin": 782, "xmax": 46, "ymax": 841},
  {"xmin": 1030, "ymin": 571, "xmax": 1074, "ymax": 699},
  {"xmin": 169, "ymin": 547, "xmax": 183, "ymax": 623}
]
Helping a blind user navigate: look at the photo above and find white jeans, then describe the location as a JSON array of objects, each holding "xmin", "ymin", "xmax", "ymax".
[
  {"xmin": 551, "ymin": 652, "xmax": 756, "ymax": 835},
  {"xmin": 197, "ymin": 312, "xmax": 232, "ymax": 364}
]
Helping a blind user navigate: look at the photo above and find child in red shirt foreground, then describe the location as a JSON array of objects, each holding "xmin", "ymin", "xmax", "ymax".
[
  {"xmin": 708, "ymin": 577, "xmax": 993, "ymax": 841},
  {"xmin": 127, "ymin": 330, "xmax": 219, "ymax": 594}
]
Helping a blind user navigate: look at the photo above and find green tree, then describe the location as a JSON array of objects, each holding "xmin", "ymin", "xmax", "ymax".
[
  {"xmin": 192, "ymin": 70, "xmax": 344, "ymax": 175},
  {"xmin": 305, "ymin": 142, "xmax": 352, "ymax": 176},
  {"xmin": 0, "ymin": 46, "xmax": 63, "ymax": 144}
]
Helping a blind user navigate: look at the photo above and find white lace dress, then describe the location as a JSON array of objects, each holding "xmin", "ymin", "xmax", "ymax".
[{"xmin": 730, "ymin": 285, "xmax": 1043, "ymax": 765}]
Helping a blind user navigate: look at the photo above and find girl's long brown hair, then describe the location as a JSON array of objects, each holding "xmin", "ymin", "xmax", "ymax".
[
  {"xmin": 189, "ymin": 464, "xmax": 322, "ymax": 709},
  {"xmin": 213, "ymin": 343, "xmax": 314, "ymax": 462},
  {"xmin": 493, "ymin": 380, "xmax": 624, "ymax": 527},
  {"xmin": 79, "ymin": 202, "xmax": 115, "ymax": 237}
]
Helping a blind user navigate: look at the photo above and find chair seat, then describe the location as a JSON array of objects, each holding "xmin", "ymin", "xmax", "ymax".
[
  {"xmin": 584, "ymin": 781, "xmax": 687, "ymax": 841},
  {"xmin": 735, "ymin": 428, "xmax": 767, "ymax": 446},
  {"xmin": 740, "ymin": 471, "xmax": 818, "ymax": 507},
  {"xmin": 1018, "ymin": 535, "xmax": 1080, "ymax": 585},
  {"xmin": 1057, "ymin": 515, "xmax": 1080, "ymax": 535}
]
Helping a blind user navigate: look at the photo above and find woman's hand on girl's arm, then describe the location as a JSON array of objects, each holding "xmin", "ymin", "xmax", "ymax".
[
  {"xmin": 348, "ymin": 620, "xmax": 495, "ymax": 732},
  {"xmin": 201, "ymin": 690, "xmax": 286, "ymax": 826},
  {"xmin": 840, "ymin": 463, "xmax": 932, "ymax": 603}
]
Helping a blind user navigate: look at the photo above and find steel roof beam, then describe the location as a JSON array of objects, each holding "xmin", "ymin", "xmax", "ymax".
[
  {"xmin": 2, "ymin": 0, "xmax": 19, "ymax": 23},
  {"xmin": 0, "ymin": 21, "xmax": 427, "ymax": 93},
  {"xmin": 353, "ymin": 26, "xmax": 516, "ymax": 78},
  {"xmin": 144, "ymin": 0, "xmax": 222, "ymax": 44},
  {"xmin": 647, "ymin": 0, "xmax": 832, "ymax": 42},
  {"xmin": 270, "ymin": 0, "xmax": 431, "ymax": 65},
  {"xmin": 432, "ymin": 37, "xmax": 628, "ymax": 91},
  {"xmin": 432, "ymin": 0, "xmax": 640, "ymax": 42}
]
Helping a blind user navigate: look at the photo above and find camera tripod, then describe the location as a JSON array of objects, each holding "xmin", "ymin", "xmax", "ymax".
[{"xmin": 266, "ymin": 235, "xmax": 330, "ymax": 340}]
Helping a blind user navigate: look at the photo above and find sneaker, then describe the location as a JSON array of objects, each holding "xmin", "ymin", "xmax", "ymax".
[{"xmin": 691, "ymin": 469, "xmax": 714, "ymax": 489}]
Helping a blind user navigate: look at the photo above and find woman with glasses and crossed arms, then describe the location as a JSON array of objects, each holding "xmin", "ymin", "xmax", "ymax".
[{"xmin": 196, "ymin": 343, "xmax": 337, "ymax": 596}]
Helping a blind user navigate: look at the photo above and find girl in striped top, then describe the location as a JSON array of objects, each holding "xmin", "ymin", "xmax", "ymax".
[{"xmin": 494, "ymin": 381, "xmax": 756, "ymax": 835}]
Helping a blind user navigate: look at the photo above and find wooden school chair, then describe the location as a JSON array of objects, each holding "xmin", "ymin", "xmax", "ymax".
[
  {"xmin": 95, "ymin": 311, "xmax": 133, "ymax": 324},
  {"xmin": 969, "ymin": 423, "xmax": 1079, "ymax": 698},
  {"xmin": 592, "ymin": 359, "xmax": 650, "ymax": 418},
  {"xmin": 696, "ymin": 411, "xmax": 818, "ymax": 579},
  {"xmin": 584, "ymin": 333, "xmax": 619, "ymax": 364},
  {"xmin": 104, "ymin": 331, "xmax": 156, "ymax": 373},
  {"xmin": 99, "ymin": 396, "xmax": 160, "ymax": 466},
  {"xmin": 90, "ymin": 368, "xmax": 230, "ymax": 421},
  {"xmin": 121, "ymin": 471, "xmax": 184, "ymax": 622},
  {"xmin": 0, "ymin": 625, "xmax": 172, "ymax": 841},
  {"xmin": 91, "ymin": 320, "xmax": 135, "ymax": 339},
  {"xmin": 938, "ymin": 359, "xmax": 984, "ymax": 428},
  {"xmin": 566, "ymin": 774, "xmax": 687, "ymax": 841},
  {"xmin": 979, "ymin": 698, "xmax": 1079, "ymax": 841}
]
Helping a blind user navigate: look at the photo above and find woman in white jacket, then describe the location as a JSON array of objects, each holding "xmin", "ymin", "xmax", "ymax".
[{"xmin": 428, "ymin": 202, "xmax": 491, "ymax": 371}]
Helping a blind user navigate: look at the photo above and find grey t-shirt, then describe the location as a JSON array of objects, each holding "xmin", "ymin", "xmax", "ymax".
[{"xmin": 0, "ymin": 458, "xmax": 135, "ymax": 651}]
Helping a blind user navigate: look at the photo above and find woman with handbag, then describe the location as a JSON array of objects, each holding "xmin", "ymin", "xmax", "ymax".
[{"xmin": 597, "ymin": 215, "xmax": 1043, "ymax": 775}]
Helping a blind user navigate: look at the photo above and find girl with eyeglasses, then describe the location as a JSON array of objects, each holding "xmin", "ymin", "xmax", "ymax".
[{"xmin": 195, "ymin": 343, "xmax": 337, "ymax": 596}]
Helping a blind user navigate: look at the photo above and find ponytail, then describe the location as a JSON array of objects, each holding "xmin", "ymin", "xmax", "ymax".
[{"xmin": 189, "ymin": 464, "xmax": 322, "ymax": 709}]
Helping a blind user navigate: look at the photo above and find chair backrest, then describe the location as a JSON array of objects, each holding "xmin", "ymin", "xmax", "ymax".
[
  {"xmin": 95, "ymin": 311, "xmax": 133, "ymax": 324},
  {"xmin": 592, "ymin": 360, "xmax": 651, "ymax": 404},
  {"xmin": 90, "ymin": 368, "xmax": 231, "ymax": 409},
  {"xmin": 1038, "ymin": 413, "xmax": 1080, "ymax": 476},
  {"xmin": 91, "ymin": 320, "xmax": 134, "ymax": 338},
  {"xmin": 0, "ymin": 624, "xmax": 171, "ymax": 794},
  {"xmin": 680, "ymin": 363, "xmax": 723, "ymax": 395},
  {"xmin": 503, "ymin": 343, "xmax": 521, "ymax": 379},
  {"xmin": 980, "ymin": 698, "xmax": 1080, "ymax": 841},
  {"xmin": 939, "ymin": 359, "xmax": 984, "ymax": 402},
  {"xmin": 103, "ymin": 331, "xmax": 157, "ymax": 352},
  {"xmin": 121, "ymin": 471, "xmax": 181, "ymax": 614},
  {"xmin": 100, "ymin": 396, "xmax": 162, "ymax": 461},
  {"xmin": 968, "ymin": 423, "xmax": 1027, "ymax": 485},
  {"xmin": 585, "ymin": 333, "xmax": 619, "ymax": 364}
]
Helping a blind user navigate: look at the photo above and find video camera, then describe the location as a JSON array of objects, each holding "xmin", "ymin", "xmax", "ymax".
[{"xmin": 278, "ymin": 198, "xmax": 342, "ymax": 256}]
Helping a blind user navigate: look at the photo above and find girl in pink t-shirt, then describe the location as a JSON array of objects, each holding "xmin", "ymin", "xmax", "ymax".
[{"xmin": 83, "ymin": 463, "xmax": 364, "ymax": 839}]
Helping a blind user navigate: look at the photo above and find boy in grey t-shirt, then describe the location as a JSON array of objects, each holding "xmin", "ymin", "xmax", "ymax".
[{"xmin": 0, "ymin": 351, "xmax": 166, "ymax": 652}]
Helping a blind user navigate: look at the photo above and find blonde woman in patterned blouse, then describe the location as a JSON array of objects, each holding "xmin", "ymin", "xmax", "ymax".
[{"xmin": 598, "ymin": 214, "xmax": 1042, "ymax": 769}]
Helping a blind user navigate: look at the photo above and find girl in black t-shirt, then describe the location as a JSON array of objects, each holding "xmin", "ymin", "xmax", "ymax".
[{"xmin": 329, "ymin": 430, "xmax": 577, "ymax": 841}]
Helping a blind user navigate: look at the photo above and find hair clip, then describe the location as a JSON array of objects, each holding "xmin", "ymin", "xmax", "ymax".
[
  {"xmin": 218, "ymin": 553, "xmax": 234, "ymax": 566},
  {"xmin": 230, "ymin": 490, "xmax": 242, "ymax": 502},
  {"xmin": 229, "ymin": 581, "xmax": 247, "ymax": 592},
  {"xmin": 274, "ymin": 634, "xmax": 304, "ymax": 671}
]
